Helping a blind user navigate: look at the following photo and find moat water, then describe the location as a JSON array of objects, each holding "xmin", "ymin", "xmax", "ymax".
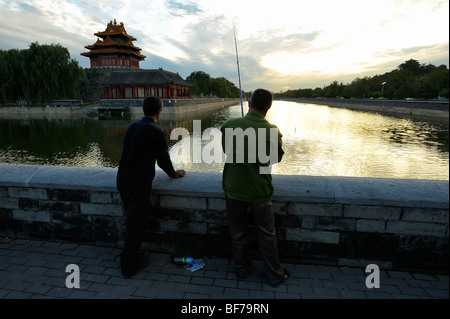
[{"xmin": 0, "ymin": 101, "xmax": 448, "ymax": 180}]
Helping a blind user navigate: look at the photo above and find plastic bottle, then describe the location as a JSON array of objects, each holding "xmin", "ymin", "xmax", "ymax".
[
  {"xmin": 185, "ymin": 259, "xmax": 205, "ymax": 272},
  {"xmin": 173, "ymin": 257, "xmax": 205, "ymax": 271},
  {"xmin": 173, "ymin": 257, "xmax": 196, "ymax": 264}
]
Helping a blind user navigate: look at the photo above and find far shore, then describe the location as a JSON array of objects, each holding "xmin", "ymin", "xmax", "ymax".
[
  {"xmin": 0, "ymin": 97, "xmax": 448, "ymax": 118},
  {"xmin": 280, "ymin": 97, "xmax": 449, "ymax": 118}
]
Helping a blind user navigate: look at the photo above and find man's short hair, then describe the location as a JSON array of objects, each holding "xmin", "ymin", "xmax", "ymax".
[
  {"xmin": 143, "ymin": 97, "xmax": 163, "ymax": 116},
  {"xmin": 250, "ymin": 89, "xmax": 273, "ymax": 111}
]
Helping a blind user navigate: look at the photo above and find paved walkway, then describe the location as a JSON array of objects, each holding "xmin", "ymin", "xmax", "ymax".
[{"xmin": 0, "ymin": 238, "xmax": 448, "ymax": 301}]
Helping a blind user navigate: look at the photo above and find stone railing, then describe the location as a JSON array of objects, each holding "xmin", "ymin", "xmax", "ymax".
[{"xmin": 0, "ymin": 164, "xmax": 448, "ymax": 273}]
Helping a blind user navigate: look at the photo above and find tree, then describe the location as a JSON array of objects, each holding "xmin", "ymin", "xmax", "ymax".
[
  {"xmin": 186, "ymin": 71, "xmax": 242, "ymax": 98},
  {"xmin": 275, "ymin": 59, "xmax": 449, "ymax": 100},
  {"xmin": 398, "ymin": 59, "xmax": 422, "ymax": 76},
  {"xmin": 186, "ymin": 71, "xmax": 211, "ymax": 97},
  {"xmin": 323, "ymin": 81, "xmax": 345, "ymax": 98},
  {"xmin": 0, "ymin": 42, "xmax": 86, "ymax": 105}
]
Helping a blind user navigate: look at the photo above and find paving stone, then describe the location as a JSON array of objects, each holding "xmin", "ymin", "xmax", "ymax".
[
  {"xmin": 249, "ymin": 290, "xmax": 274, "ymax": 298},
  {"xmin": 204, "ymin": 270, "xmax": 227, "ymax": 279},
  {"xmin": 133, "ymin": 287, "xmax": 159, "ymax": 298},
  {"xmin": 213, "ymin": 278, "xmax": 238, "ymax": 288},
  {"xmin": 110, "ymin": 285, "xmax": 137, "ymax": 296},
  {"xmin": 24, "ymin": 283, "xmax": 52, "ymax": 295},
  {"xmin": 87, "ymin": 282, "xmax": 113, "ymax": 293},
  {"xmin": 274, "ymin": 292, "xmax": 302, "ymax": 299},
  {"xmin": 69, "ymin": 290, "xmax": 98, "ymax": 299},
  {"xmin": 190, "ymin": 277, "xmax": 214, "ymax": 286},
  {"xmin": 364, "ymin": 291, "xmax": 394, "ymax": 299},
  {"xmin": 46, "ymin": 287, "xmax": 73, "ymax": 298},
  {"xmin": 157, "ymin": 289, "xmax": 185, "ymax": 299},
  {"xmin": 223, "ymin": 287, "xmax": 249, "ymax": 299},
  {"xmin": 398, "ymin": 286, "xmax": 428, "ymax": 296},
  {"xmin": 184, "ymin": 292, "xmax": 210, "ymax": 299},
  {"xmin": 339, "ymin": 290, "xmax": 367, "ymax": 299},
  {"xmin": 197, "ymin": 285, "xmax": 224, "ymax": 297},
  {"xmin": 237, "ymin": 280, "xmax": 263, "ymax": 290},
  {"xmin": 286, "ymin": 284, "xmax": 313, "ymax": 295},
  {"xmin": 424, "ymin": 288, "xmax": 449, "ymax": 299},
  {"xmin": 0, "ymin": 238, "xmax": 448, "ymax": 301},
  {"xmin": 168, "ymin": 274, "xmax": 191, "ymax": 284},
  {"xmin": 4, "ymin": 291, "xmax": 33, "ymax": 299},
  {"xmin": 83, "ymin": 265, "xmax": 107, "ymax": 275},
  {"xmin": 311, "ymin": 287, "xmax": 341, "ymax": 298},
  {"xmin": 4, "ymin": 280, "xmax": 30, "ymax": 291},
  {"xmin": 93, "ymin": 292, "xmax": 121, "ymax": 299}
]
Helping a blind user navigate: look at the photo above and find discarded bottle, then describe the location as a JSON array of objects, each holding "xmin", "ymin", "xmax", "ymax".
[
  {"xmin": 173, "ymin": 257, "xmax": 205, "ymax": 272},
  {"xmin": 185, "ymin": 259, "xmax": 205, "ymax": 272},
  {"xmin": 173, "ymin": 257, "xmax": 196, "ymax": 265}
]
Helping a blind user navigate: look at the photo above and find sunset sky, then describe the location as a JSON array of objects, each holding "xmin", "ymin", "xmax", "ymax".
[{"xmin": 0, "ymin": 0, "xmax": 448, "ymax": 92}]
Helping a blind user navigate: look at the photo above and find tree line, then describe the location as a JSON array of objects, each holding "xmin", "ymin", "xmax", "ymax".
[
  {"xmin": 0, "ymin": 42, "xmax": 86, "ymax": 106},
  {"xmin": 186, "ymin": 71, "xmax": 243, "ymax": 98},
  {"xmin": 274, "ymin": 59, "xmax": 449, "ymax": 100},
  {"xmin": 2, "ymin": 42, "xmax": 445, "ymax": 104}
]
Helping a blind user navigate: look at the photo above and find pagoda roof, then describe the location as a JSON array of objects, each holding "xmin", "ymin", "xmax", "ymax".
[
  {"xmin": 84, "ymin": 38, "xmax": 143, "ymax": 52},
  {"xmin": 80, "ymin": 49, "xmax": 146, "ymax": 60},
  {"xmin": 94, "ymin": 19, "xmax": 136, "ymax": 41},
  {"xmin": 81, "ymin": 20, "xmax": 146, "ymax": 61},
  {"xmin": 104, "ymin": 69, "xmax": 194, "ymax": 87}
]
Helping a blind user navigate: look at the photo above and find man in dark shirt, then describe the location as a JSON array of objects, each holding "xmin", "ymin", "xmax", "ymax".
[{"xmin": 117, "ymin": 97, "xmax": 185, "ymax": 277}]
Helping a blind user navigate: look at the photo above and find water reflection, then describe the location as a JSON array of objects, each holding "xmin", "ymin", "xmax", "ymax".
[
  {"xmin": 0, "ymin": 101, "xmax": 448, "ymax": 180},
  {"xmin": 265, "ymin": 103, "xmax": 449, "ymax": 179}
]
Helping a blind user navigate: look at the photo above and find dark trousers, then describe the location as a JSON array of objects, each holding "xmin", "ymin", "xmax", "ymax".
[
  {"xmin": 119, "ymin": 191, "xmax": 151, "ymax": 276},
  {"xmin": 226, "ymin": 197, "xmax": 285, "ymax": 285}
]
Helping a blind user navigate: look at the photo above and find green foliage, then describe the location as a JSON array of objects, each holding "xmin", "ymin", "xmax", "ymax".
[
  {"xmin": 186, "ymin": 71, "xmax": 242, "ymax": 98},
  {"xmin": 0, "ymin": 42, "xmax": 86, "ymax": 105},
  {"xmin": 274, "ymin": 59, "xmax": 449, "ymax": 100}
]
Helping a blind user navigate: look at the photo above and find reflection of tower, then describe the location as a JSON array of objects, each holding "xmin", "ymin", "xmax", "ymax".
[{"xmin": 81, "ymin": 19, "xmax": 146, "ymax": 69}]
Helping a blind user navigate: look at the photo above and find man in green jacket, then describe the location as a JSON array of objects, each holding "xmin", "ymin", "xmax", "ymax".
[{"xmin": 220, "ymin": 88, "xmax": 289, "ymax": 287}]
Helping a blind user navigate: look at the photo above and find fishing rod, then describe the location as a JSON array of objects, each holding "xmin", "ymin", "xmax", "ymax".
[{"xmin": 233, "ymin": 25, "xmax": 244, "ymax": 117}]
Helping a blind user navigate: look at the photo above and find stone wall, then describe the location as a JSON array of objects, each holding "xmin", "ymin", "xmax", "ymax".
[
  {"xmin": 282, "ymin": 98, "xmax": 449, "ymax": 118},
  {"xmin": 0, "ymin": 164, "xmax": 448, "ymax": 273},
  {"xmin": 99, "ymin": 98, "xmax": 241, "ymax": 114}
]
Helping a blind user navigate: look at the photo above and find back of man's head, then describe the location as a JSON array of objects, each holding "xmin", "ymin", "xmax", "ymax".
[
  {"xmin": 250, "ymin": 89, "xmax": 273, "ymax": 112},
  {"xmin": 143, "ymin": 97, "xmax": 163, "ymax": 116}
]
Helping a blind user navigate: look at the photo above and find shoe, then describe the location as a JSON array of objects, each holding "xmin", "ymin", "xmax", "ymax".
[
  {"xmin": 122, "ymin": 253, "xmax": 148, "ymax": 278},
  {"xmin": 236, "ymin": 263, "xmax": 252, "ymax": 280},
  {"xmin": 269, "ymin": 268, "xmax": 290, "ymax": 288},
  {"xmin": 237, "ymin": 271, "xmax": 250, "ymax": 280}
]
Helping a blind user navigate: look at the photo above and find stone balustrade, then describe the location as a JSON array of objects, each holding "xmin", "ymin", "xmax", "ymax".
[{"xmin": 0, "ymin": 164, "xmax": 448, "ymax": 273}]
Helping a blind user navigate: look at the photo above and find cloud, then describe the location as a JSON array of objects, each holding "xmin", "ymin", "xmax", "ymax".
[
  {"xmin": 0, "ymin": 0, "xmax": 448, "ymax": 92},
  {"xmin": 166, "ymin": 0, "xmax": 203, "ymax": 17}
]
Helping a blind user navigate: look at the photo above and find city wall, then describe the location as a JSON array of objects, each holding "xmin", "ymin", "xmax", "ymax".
[
  {"xmin": 0, "ymin": 98, "xmax": 242, "ymax": 117},
  {"xmin": 0, "ymin": 164, "xmax": 448, "ymax": 273},
  {"xmin": 99, "ymin": 98, "xmax": 241, "ymax": 114},
  {"xmin": 281, "ymin": 98, "xmax": 449, "ymax": 118}
]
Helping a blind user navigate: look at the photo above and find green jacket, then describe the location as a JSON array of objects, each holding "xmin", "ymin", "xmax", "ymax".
[{"xmin": 220, "ymin": 111, "xmax": 284, "ymax": 202}]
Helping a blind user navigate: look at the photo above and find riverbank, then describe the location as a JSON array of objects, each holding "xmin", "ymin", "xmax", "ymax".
[
  {"xmin": 281, "ymin": 98, "xmax": 449, "ymax": 118},
  {"xmin": 0, "ymin": 98, "xmax": 241, "ymax": 118},
  {"xmin": 0, "ymin": 105, "xmax": 89, "ymax": 119},
  {"xmin": 98, "ymin": 97, "xmax": 241, "ymax": 115}
]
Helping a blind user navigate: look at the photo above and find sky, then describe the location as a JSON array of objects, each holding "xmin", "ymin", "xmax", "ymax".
[{"xmin": 0, "ymin": 0, "xmax": 448, "ymax": 92}]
